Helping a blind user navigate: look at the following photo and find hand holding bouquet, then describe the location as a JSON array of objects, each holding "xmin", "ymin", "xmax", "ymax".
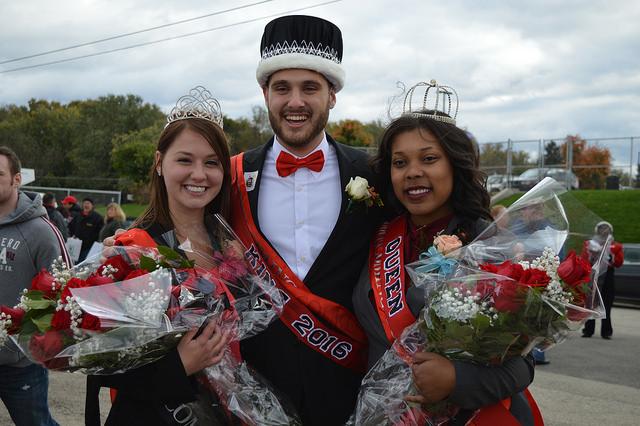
[
  {"xmin": 0, "ymin": 214, "xmax": 300, "ymax": 425},
  {"xmin": 350, "ymin": 178, "xmax": 609, "ymax": 425}
]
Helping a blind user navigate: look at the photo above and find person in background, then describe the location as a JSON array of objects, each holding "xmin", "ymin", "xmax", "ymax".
[
  {"xmin": 490, "ymin": 204, "xmax": 510, "ymax": 230},
  {"xmin": 0, "ymin": 145, "xmax": 70, "ymax": 426},
  {"xmin": 42, "ymin": 192, "xmax": 69, "ymax": 241},
  {"xmin": 69, "ymin": 197, "xmax": 103, "ymax": 262},
  {"xmin": 582, "ymin": 221, "xmax": 624, "ymax": 339},
  {"xmin": 99, "ymin": 202, "xmax": 127, "ymax": 242},
  {"xmin": 60, "ymin": 195, "xmax": 81, "ymax": 224}
]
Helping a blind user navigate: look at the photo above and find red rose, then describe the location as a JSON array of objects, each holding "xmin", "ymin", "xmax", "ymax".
[
  {"xmin": 29, "ymin": 331, "xmax": 64, "ymax": 363},
  {"xmin": 124, "ymin": 269, "xmax": 148, "ymax": 281},
  {"xmin": 51, "ymin": 310, "xmax": 72, "ymax": 330},
  {"xmin": 495, "ymin": 261, "xmax": 525, "ymax": 281},
  {"xmin": 474, "ymin": 279, "xmax": 496, "ymax": 299},
  {"xmin": 80, "ymin": 313, "xmax": 101, "ymax": 331},
  {"xmin": 492, "ymin": 280, "xmax": 525, "ymax": 313},
  {"xmin": 0, "ymin": 306, "xmax": 25, "ymax": 333},
  {"xmin": 558, "ymin": 250, "xmax": 592, "ymax": 287},
  {"xmin": 480, "ymin": 264, "xmax": 499, "ymax": 274},
  {"xmin": 60, "ymin": 277, "xmax": 89, "ymax": 303},
  {"xmin": 86, "ymin": 273, "xmax": 115, "ymax": 287},
  {"xmin": 30, "ymin": 270, "xmax": 58, "ymax": 299},
  {"xmin": 98, "ymin": 255, "xmax": 133, "ymax": 281},
  {"xmin": 519, "ymin": 268, "xmax": 551, "ymax": 287}
]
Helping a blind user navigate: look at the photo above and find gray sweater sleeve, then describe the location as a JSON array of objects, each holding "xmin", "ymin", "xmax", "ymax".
[
  {"xmin": 30, "ymin": 218, "xmax": 67, "ymax": 272},
  {"xmin": 448, "ymin": 355, "xmax": 535, "ymax": 409}
]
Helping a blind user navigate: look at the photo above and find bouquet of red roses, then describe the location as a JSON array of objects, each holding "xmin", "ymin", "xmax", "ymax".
[
  {"xmin": 350, "ymin": 178, "xmax": 609, "ymax": 425},
  {"xmin": 0, "ymin": 214, "xmax": 300, "ymax": 425}
]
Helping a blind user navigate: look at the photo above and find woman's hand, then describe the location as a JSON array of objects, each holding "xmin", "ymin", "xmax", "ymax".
[
  {"xmin": 100, "ymin": 228, "xmax": 127, "ymax": 262},
  {"xmin": 177, "ymin": 318, "xmax": 230, "ymax": 376},
  {"xmin": 405, "ymin": 351, "xmax": 456, "ymax": 404}
]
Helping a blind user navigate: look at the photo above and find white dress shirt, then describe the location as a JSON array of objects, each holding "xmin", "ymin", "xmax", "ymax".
[{"xmin": 257, "ymin": 134, "xmax": 342, "ymax": 280}]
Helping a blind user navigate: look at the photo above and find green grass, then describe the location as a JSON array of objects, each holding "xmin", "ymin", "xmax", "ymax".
[{"xmin": 495, "ymin": 190, "xmax": 640, "ymax": 243}]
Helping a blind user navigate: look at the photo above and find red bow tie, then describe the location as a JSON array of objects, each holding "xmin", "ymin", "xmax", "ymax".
[{"xmin": 276, "ymin": 150, "xmax": 325, "ymax": 177}]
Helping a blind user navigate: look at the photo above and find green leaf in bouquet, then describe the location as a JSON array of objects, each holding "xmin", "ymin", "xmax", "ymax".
[
  {"xmin": 24, "ymin": 298, "xmax": 56, "ymax": 310},
  {"xmin": 139, "ymin": 255, "xmax": 160, "ymax": 272},
  {"xmin": 158, "ymin": 245, "xmax": 181, "ymax": 260},
  {"xmin": 31, "ymin": 313, "xmax": 54, "ymax": 333}
]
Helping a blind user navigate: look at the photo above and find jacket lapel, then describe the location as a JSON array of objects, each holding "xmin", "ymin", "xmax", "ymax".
[
  {"xmin": 304, "ymin": 136, "xmax": 360, "ymax": 282},
  {"xmin": 240, "ymin": 138, "xmax": 273, "ymax": 231}
]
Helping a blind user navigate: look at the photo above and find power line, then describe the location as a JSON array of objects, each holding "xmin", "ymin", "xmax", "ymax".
[
  {"xmin": 0, "ymin": 0, "xmax": 341, "ymax": 74},
  {"xmin": 0, "ymin": 0, "xmax": 275, "ymax": 65}
]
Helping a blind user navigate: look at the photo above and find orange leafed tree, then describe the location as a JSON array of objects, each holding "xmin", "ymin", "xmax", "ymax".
[
  {"xmin": 327, "ymin": 119, "xmax": 374, "ymax": 147},
  {"xmin": 561, "ymin": 135, "xmax": 612, "ymax": 189}
]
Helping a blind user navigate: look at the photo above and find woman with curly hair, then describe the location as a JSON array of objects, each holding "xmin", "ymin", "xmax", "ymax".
[{"xmin": 353, "ymin": 107, "xmax": 538, "ymax": 425}]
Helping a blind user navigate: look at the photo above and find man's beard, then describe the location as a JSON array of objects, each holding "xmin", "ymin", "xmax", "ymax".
[{"xmin": 268, "ymin": 106, "xmax": 330, "ymax": 151}]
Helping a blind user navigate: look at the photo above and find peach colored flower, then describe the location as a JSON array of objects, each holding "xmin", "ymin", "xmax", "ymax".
[{"xmin": 433, "ymin": 234, "xmax": 462, "ymax": 255}]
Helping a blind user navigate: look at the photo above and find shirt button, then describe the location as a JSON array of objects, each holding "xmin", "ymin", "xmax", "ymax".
[
  {"xmin": 300, "ymin": 256, "xmax": 307, "ymax": 262},
  {"xmin": 296, "ymin": 185, "xmax": 303, "ymax": 192}
]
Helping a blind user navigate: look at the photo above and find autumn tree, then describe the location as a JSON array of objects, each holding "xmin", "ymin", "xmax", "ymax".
[
  {"xmin": 560, "ymin": 134, "xmax": 611, "ymax": 189},
  {"xmin": 479, "ymin": 143, "xmax": 532, "ymax": 175},
  {"xmin": 327, "ymin": 119, "xmax": 373, "ymax": 147}
]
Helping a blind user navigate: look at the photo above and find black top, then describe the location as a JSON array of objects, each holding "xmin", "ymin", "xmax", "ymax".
[
  {"xmin": 84, "ymin": 222, "xmax": 224, "ymax": 426},
  {"xmin": 70, "ymin": 210, "xmax": 104, "ymax": 253},
  {"xmin": 352, "ymin": 215, "xmax": 536, "ymax": 426}
]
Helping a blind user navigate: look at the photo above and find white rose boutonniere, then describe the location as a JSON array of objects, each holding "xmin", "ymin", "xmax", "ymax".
[{"xmin": 345, "ymin": 176, "xmax": 383, "ymax": 212}]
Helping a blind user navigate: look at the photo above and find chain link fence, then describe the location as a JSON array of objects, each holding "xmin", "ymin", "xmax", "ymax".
[{"xmin": 479, "ymin": 136, "xmax": 639, "ymax": 191}]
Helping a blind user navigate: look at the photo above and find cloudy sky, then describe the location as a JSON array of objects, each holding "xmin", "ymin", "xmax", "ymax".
[{"xmin": 1, "ymin": 0, "xmax": 639, "ymax": 166}]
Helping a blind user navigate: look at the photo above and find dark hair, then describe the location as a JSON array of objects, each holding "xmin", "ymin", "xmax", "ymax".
[
  {"xmin": 0, "ymin": 146, "xmax": 21, "ymax": 176},
  {"xmin": 43, "ymin": 192, "xmax": 56, "ymax": 205},
  {"xmin": 372, "ymin": 110, "xmax": 491, "ymax": 224},
  {"xmin": 83, "ymin": 197, "xmax": 94, "ymax": 204},
  {"xmin": 133, "ymin": 118, "xmax": 231, "ymax": 230}
]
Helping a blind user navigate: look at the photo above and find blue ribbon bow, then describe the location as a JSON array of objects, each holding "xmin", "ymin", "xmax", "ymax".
[{"xmin": 415, "ymin": 246, "xmax": 458, "ymax": 277}]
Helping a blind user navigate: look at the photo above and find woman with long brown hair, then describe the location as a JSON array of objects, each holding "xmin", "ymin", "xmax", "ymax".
[{"xmin": 86, "ymin": 86, "xmax": 232, "ymax": 426}]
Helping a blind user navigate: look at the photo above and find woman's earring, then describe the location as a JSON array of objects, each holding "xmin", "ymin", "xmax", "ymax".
[{"xmin": 157, "ymin": 169, "xmax": 161, "ymax": 177}]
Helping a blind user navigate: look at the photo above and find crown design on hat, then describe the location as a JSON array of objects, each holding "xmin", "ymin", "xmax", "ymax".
[
  {"xmin": 402, "ymin": 80, "xmax": 459, "ymax": 125},
  {"xmin": 166, "ymin": 86, "xmax": 224, "ymax": 129},
  {"xmin": 256, "ymin": 15, "xmax": 345, "ymax": 91},
  {"xmin": 261, "ymin": 40, "xmax": 341, "ymax": 64}
]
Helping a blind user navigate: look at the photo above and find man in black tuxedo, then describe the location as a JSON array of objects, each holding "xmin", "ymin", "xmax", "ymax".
[{"xmin": 231, "ymin": 15, "xmax": 383, "ymax": 425}]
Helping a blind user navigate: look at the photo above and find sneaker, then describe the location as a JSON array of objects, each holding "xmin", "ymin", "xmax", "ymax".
[{"xmin": 581, "ymin": 333, "xmax": 592, "ymax": 338}]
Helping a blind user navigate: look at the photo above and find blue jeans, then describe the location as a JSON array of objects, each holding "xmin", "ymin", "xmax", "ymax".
[{"xmin": 0, "ymin": 364, "xmax": 59, "ymax": 426}]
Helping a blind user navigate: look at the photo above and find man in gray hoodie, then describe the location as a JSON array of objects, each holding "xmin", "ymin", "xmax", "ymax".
[{"xmin": 0, "ymin": 146, "xmax": 69, "ymax": 426}]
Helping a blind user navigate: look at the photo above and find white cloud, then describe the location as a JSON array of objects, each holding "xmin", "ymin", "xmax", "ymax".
[{"xmin": 0, "ymin": 0, "xmax": 638, "ymax": 167}]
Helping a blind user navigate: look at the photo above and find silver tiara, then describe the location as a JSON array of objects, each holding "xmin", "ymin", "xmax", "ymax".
[
  {"xmin": 402, "ymin": 80, "xmax": 458, "ymax": 125},
  {"xmin": 166, "ymin": 86, "xmax": 224, "ymax": 129}
]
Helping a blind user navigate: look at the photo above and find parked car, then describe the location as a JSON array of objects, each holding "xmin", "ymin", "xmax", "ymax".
[
  {"xmin": 513, "ymin": 168, "xmax": 579, "ymax": 191},
  {"xmin": 615, "ymin": 243, "xmax": 640, "ymax": 307},
  {"xmin": 486, "ymin": 174, "xmax": 508, "ymax": 193}
]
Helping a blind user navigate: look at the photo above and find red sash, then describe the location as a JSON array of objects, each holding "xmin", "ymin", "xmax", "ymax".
[
  {"xmin": 369, "ymin": 215, "xmax": 416, "ymax": 343},
  {"xmin": 230, "ymin": 154, "xmax": 368, "ymax": 373},
  {"xmin": 369, "ymin": 219, "xmax": 544, "ymax": 426}
]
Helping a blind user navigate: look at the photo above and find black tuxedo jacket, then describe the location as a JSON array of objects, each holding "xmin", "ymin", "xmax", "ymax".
[{"xmin": 238, "ymin": 136, "xmax": 383, "ymax": 426}]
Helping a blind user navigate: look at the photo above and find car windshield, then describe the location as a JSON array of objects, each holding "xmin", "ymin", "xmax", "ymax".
[
  {"xmin": 624, "ymin": 246, "xmax": 640, "ymax": 265},
  {"xmin": 546, "ymin": 169, "xmax": 567, "ymax": 178},
  {"xmin": 487, "ymin": 175, "xmax": 503, "ymax": 183}
]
